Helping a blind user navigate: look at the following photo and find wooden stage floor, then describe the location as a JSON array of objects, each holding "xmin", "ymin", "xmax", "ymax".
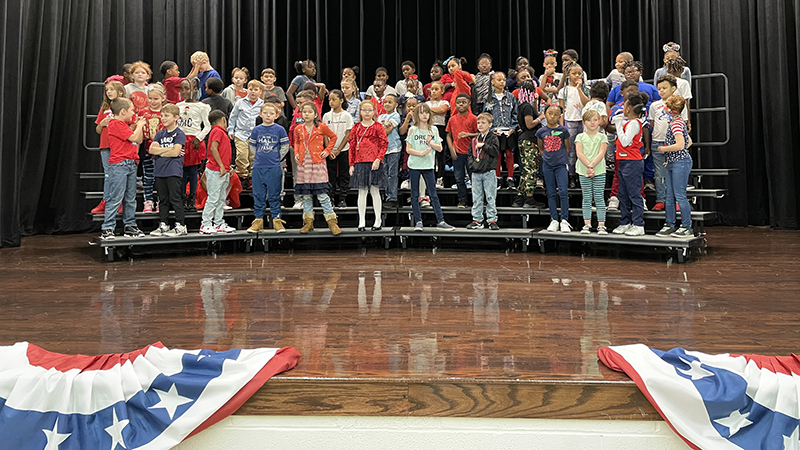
[{"xmin": 1, "ymin": 227, "xmax": 798, "ymax": 420}]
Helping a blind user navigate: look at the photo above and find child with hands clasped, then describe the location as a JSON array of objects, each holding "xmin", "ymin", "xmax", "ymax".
[
  {"xmin": 655, "ymin": 95, "xmax": 694, "ymax": 239},
  {"xmin": 294, "ymin": 102, "xmax": 342, "ymax": 235},
  {"xmin": 100, "ymin": 98, "xmax": 147, "ymax": 240},
  {"xmin": 405, "ymin": 103, "xmax": 455, "ymax": 232},
  {"xmin": 138, "ymin": 84, "xmax": 168, "ymax": 213},
  {"xmin": 147, "ymin": 103, "xmax": 187, "ymax": 237},
  {"xmin": 125, "ymin": 61, "xmax": 151, "ymax": 112},
  {"xmin": 247, "ymin": 103, "xmax": 290, "ymax": 234},
  {"xmin": 536, "ymin": 105, "xmax": 572, "ymax": 233},
  {"xmin": 466, "ymin": 113, "xmax": 501, "ymax": 230},
  {"xmin": 610, "ymin": 92, "xmax": 650, "ymax": 236},
  {"xmin": 575, "ymin": 110, "xmax": 608, "ymax": 235},
  {"xmin": 349, "ymin": 101, "xmax": 388, "ymax": 231}
]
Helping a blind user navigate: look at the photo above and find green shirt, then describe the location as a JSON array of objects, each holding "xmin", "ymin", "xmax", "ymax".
[
  {"xmin": 575, "ymin": 132, "xmax": 606, "ymax": 176},
  {"xmin": 406, "ymin": 126, "xmax": 442, "ymax": 170}
]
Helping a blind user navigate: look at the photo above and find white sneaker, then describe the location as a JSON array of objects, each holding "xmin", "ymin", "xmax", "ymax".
[
  {"xmin": 215, "ymin": 223, "xmax": 236, "ymax": 233},
  {"xmin": 612, "ymin": 224, "xmax": 632, "ymax": 234},
  {"xmin": 292, "ymin": 200, "xmax": 303, "ymax": 209},
  {"xmin": 546, "ymin": 219, "xmax": 559, "ymax": 232},
  {"xmin": 624, "ymin": 225, "xmax": 645, "ymax": 236},
  {"xmin": 607, "ymin": 196, "xmax": 619, "ymax": 210},
  {"xmin": 420, "ymin": 198, "xmax": 431, "ymax": 208},
  {"xmin": 597, "ymin": 225, "xmax": 608, "ymax": 235},
  {"xmin": 642, "ymin": 197, "xmax": 648, "ymax": 211},
  {"xmin": 560, "ymin": 220, "xmax": 572, "ymax": 233},
  {"xmin": 436, "ymin": 178, "xmax": 444, "ymax": 189},
  {"xmin": 150, "ymin": 222, "xmax": 170, "ymax": 236},
  {"xmin": 165, "ymin": 223, "xmax": 188, "ymax": 236},
  {"xmin": 401, "ymin": 180, "xmax": 410, "ymax": 190},
  {"xmin": 580, "ymin": 224, "xmax": 591, "ymax": 234},
  {"xmin": 223, "ymin": 204, "xmax": 233, "ymax": 210},
  {"xmin": 199, "ymin": 225, "xmax": 217, "ymax": 235}
]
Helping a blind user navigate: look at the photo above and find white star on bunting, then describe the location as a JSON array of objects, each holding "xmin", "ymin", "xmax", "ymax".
[
  {"xmin": 42, "ymin": 418, "xmax": 71, "ymax": 450},
  {"xmin": 784, "ymin": 425, "xmax": 800, "ymax": 450},
  {"xmin": 714, "ymin": 409, "xmax": 752, "ymax": 437},
  {"xmin": 678, "ymin": 357, "xmax": 714, "ymax": 380},
  {"xmin": 148, "ymin": 383, "xmax": 193, "ymax": 420},
  {"xmin": 104, "ymin": 408, "xmax": 129, "ymax": 450}
]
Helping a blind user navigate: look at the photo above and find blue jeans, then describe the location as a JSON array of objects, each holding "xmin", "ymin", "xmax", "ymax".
[
  {"xmin": 453, "ymin": 152, "xmax": 471, "ymax": 202},
  {"xmin": 301, "ymin": 193, "xmax": 334, "ymax": 215},
  {"xmin": 383, "ymin": 151, "xmax": 402, "ymax": 202},
  {"xmin": 410, "ymin": 168, "xmax": 445, "ymax": 224},
  {"xmin": 665, "ymin": 156, "xmax": 693, "ymax": 228},
  {"xmin": 651, "ymin": 141, "xmax": 666, "ymax": 203},
  {"xmin": 542, "ymin": 162, "xmax": 569, "ymax": 221},
  {"xmin": 183, "ymin": 165, "xmax": 199, "ymax": 197},
  {"xmin": 252, "ymin": 165, "xmax": 283, "ymax": 219},
  {"xmin": 471, "ymin": 171, "xmax": 497, "ymax": 222},
  {"xmin": 565, "ymin": 121, "xmax": 582, "ymax": 174},
  {"xmin": 102, "ymin": 160, "xmax": 138, "ymax": 230},
  {"xmin": 202, "ymin": 169, "xmax": 230, "ymax": 228},
  {"xmin": 100, "ymin": 148, "xmax": 110, "ymax": 202},
  {"xmin": 617, "ymin": 159, "xmax": 645, "ymax": 226}
]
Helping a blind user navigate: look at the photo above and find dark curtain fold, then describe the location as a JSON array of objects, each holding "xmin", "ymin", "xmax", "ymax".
[{"xmin": 0, "ymin": 0, "xmax": 798, "ymax": 247}]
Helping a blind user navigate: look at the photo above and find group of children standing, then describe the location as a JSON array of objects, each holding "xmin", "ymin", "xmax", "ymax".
[{"xmin": 95, "ymin": 43, "xmax": 695, "ymax": 240}]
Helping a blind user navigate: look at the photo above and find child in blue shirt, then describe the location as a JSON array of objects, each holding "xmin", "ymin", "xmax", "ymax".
[
  {"xmin": 379, "ymin": 94, "xmax": 402, "ymax": 208},
  {"xmin": 247, "ymin": 103, "xmax": 290, "ymax": 233},
  {"xmin": 536, "ymin": 105, "xmax": 572, "ymax": 233}
]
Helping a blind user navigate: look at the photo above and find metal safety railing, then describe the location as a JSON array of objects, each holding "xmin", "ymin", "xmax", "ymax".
[
  {"xmin": 689, "ymin": 73, "xmax": 730, "ymax": 148},
  {"xmin": 83, "ymin": 82, "xmax": 106, "ymax": 151}
]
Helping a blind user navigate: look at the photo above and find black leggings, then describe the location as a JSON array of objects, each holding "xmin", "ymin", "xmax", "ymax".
[{"xmin": 155, "ymin": 176, "xmax": 185, "ymax": 224}]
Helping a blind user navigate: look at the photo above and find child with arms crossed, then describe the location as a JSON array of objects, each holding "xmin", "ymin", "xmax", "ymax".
[
  {"xmin": 575, "ymin": 110, "xmax": 608, "ymax": 235},
  {"xmin": 148, "ymin": 103, "xmax": 187, "ymax": 237}
]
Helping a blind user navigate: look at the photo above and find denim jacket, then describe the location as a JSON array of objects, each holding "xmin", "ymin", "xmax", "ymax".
[{"xmin": 483, "ymin": 91, "xmax": 518, "ymax": 130}]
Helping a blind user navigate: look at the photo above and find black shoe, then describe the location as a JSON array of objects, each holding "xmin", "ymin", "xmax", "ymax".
[
  {"xmin": 524, "ymin": 196, "xmax": 546, "ymax": 209},
  {"xmin": 384, "ymin": 200, "xmax": 397, "ymax": 209},
  {"xmin": 506, "ymin": 178, "xmax": 516, "ymax": 190},
  {"xmin": 186, "ymin": 195, "xmax": 197, "ymax": 212},
  {"xmin": 488, "ymin": 222, "xmax": 500, "ymax": 230},
  {"xmin": 124, "ymin": 226, "xmax": 145, "ymax": 238},
  {"xmin": 337, "ymin": 199, "xmax": 347, "ymax": 209},
  {"xmin": 568, "ymin": 176, "xmax": 577, "ymax": 189},
  {"xmin": 512, "ymin": 196, "xmax": 525, "ymax": 208},
  {"xmin": 100, "ymin": 229, "xmax": 116, "ymax": 240},
  {"xmin": 466, "ymin": 221, "xmax": 484, "ymax": 230},
  {"xmin": 358, "ymin": 226, "xmax": 366, "ymax": 232},
  {"xmin": 497, "ymin": 177, "xmax": 504, "ymax": 189},
  {"xmin": 371, "ymin": 226, "xmax": 382, "ymax": 231},
  {"xmin": 457, "ymin": 200, "xmax": 467, "ymax": 209}
]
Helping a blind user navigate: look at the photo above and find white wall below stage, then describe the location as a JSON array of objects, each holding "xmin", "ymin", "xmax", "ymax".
[{"xmin": 176, "ymin": 416, "xmax": 691, "ymax": 450}]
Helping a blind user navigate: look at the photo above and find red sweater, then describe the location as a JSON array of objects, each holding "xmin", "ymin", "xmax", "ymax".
[{"xmin": 348, "ymin": 121, "xmax": 388, "ymax": 165}]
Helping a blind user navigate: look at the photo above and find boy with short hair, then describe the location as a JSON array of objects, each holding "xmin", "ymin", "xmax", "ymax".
[
  {"xmin": 247, "ymin": 103, "xmax": 290, "ymax": 233},
  {"xmin": 101, "ymin": 98, "xmax": 147, "ymax": 240},
  {"xmin": 260, "ymin": 68, "xmax": 287, "ymax": 102},
  {"xmin": 467, "ymin": 113, "xmax": 500, "ymax": 230},
  {"xmin": 160, "ymin": 60, "xmax": 182, "ymax": 103},
  {"xmin": 446, "ymin": 93, "xmax": 478, "ymax": 208},
  {"xmin": 187, "ymin": 51, "xmax": 221, "ymax": 100},
  {"xmin": 148, "ymin": 104, "xmax": 187, "ymax": 236},
  {"xmin": 379, "ymin": 94, "xmax": 402, "ymax": 208},
  {"xmin": 202, "ymin": 78, "xmax": 233, "ymax": 118},
  {"xmin": 202, "ymin": 110, "xmax": 235, "ymax": 234},
  {"xmin": 228, "ymin": 80, "xmax": 265, "ymax": 184}
]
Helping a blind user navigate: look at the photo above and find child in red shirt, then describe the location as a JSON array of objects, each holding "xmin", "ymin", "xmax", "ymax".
[
  {"xmin": 101, "ymin": 98, "xmax": 146, "ymax": 239},
  {"xmin": 92, "ymin": 80, "xmax": 126, "ymax": 215},
  {"xmin": 348, "ymin": 100, "xmax": 388, "ymax": 231},
  {"xmin": 442, "ymin": 56, "xmax": 474, "ymax": 115},
  {"xmin": 445, "ymin": 93, "xmax": 478, "ymax": 207},
  {"xmin": 160, "ymin": 60, "xmax": 183, "ymax": 103},
  {"xmin": 201, "ymin": 110, "xmax": 234, "ymax": 234}
]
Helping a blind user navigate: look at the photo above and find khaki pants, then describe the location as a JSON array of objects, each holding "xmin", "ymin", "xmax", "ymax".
[{"xmin": 234, "ymin": 137, "xmax": 254, "ymax": 178}]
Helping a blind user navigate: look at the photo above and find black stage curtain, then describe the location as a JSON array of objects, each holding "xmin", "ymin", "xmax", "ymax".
[{"xmin": 0, "ymin": 0, "xmax": 798, "ymax": 247}]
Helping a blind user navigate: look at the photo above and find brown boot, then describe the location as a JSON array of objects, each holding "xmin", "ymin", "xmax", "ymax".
[
  {"xmin": 299, "ymin": 211, "xmax": 314, "ymax": 233},
  {"xmin": 247, "ymin": 218, "xmax": 263, "ymax": 234},
  {"xmin": 272, "ymin": 217, "xmax": 287, "ymax": 233},
  {"xmin": 324, "ymin": 213, "xmax": 341, "ymax": 236}
]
